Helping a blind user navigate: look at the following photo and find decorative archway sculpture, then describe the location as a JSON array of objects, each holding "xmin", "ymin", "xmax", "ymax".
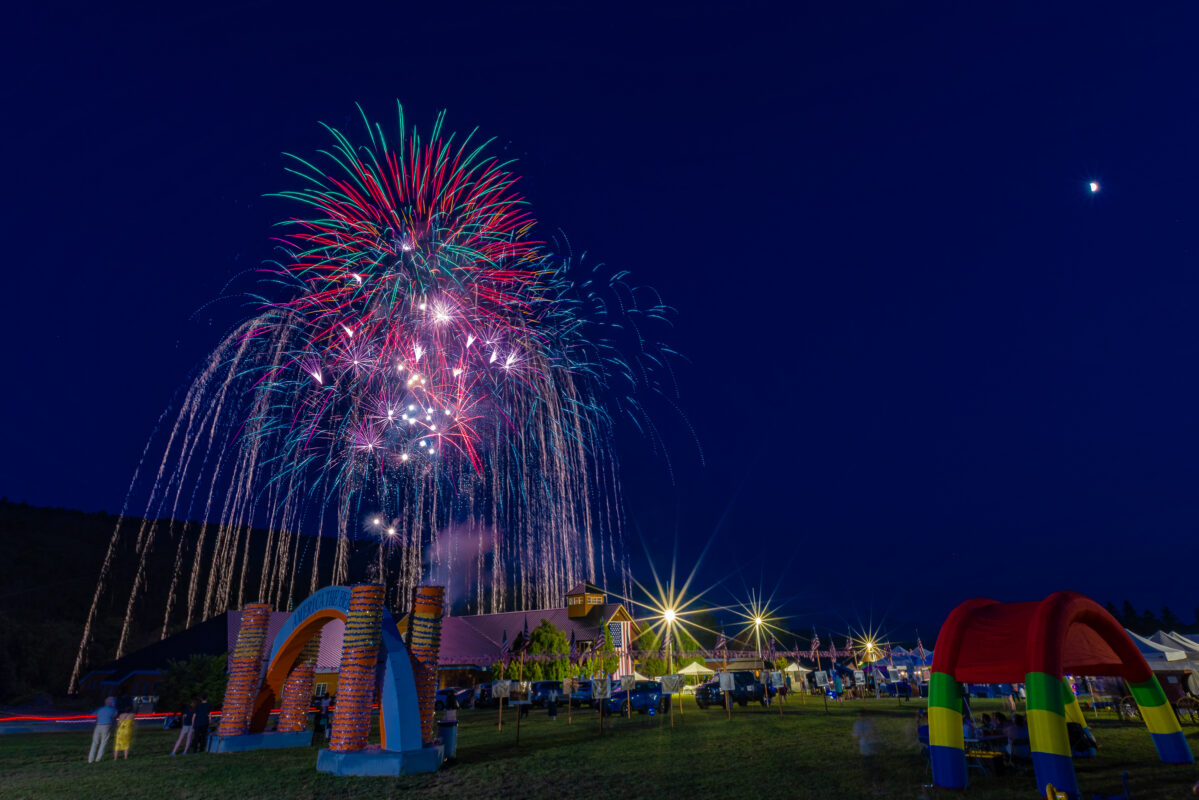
[
  {"xmin": 211, "ymin": 584, "xmax": 444, "ymax": 775},
  {"xmin": 930, "ymin": 591, "xmax": 1192, "ymax": 799}
]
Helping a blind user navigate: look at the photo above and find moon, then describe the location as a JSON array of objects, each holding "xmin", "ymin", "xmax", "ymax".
[{"xmin": 1089, "ymin": 181, "xmax": 1100, "ymax": 193}]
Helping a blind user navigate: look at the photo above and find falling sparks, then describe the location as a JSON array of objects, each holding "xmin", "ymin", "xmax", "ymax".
[{"xmin": 70, "ymin": 104, "xmax": 680, "ymax": 692}]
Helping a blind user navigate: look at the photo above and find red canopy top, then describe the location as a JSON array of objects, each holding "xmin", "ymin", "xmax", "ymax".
[{"xmin": 932, "ymin": 591, "xmax": 1153, "ymax": 683}]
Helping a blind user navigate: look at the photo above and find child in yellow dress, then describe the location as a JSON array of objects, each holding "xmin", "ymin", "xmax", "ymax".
[{"xmin": 113, "ymin": 711, "xmax": 135, "ymax": 760}]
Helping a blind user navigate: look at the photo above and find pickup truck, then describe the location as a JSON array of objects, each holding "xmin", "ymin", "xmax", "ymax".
[{"xmin": 694, "ymin": 671, "xmax": 766, "ymax": 708}]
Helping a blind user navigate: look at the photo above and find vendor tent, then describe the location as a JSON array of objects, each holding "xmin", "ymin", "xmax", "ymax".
[
  {"xmin": 677, "ymin": 661, "xmax": 714, "ymax": 676},
  {"xmin": 783, "ymin": 661, "xmax": 811, "ymax": 674},
  {"xmin": 1126, "ymin": 629, "xmax": 1187, "ymax": 662},
  {"xmin": 1150, "ymin": 631, "xmax": 1199, "ymax": 660}
]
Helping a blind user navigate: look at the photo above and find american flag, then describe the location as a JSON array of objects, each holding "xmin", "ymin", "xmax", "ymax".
[
  {"xmin": 828, "ymin": 637, "xmax": 837, "ymax": 662},
  {"xmin": 809, "ymin": 629, "xmax": 820, "ymax": 658},
  {"xmin": 608, "ymin": 621, "xmax": 622, "ymax": 649},
  {"xmin": 661, "ymin": 626, "xmax": 672, "ymax": 654},
  {"xmin": 766, "ymin": 635, "xmax": 777, "ymax": 662},
  {"xmin": 499, "ymin": 628, "xmax": 510, "ymax": 666},
  {"xmin": 515, "ymin": 615, "xmax": 531, "ymax": 653},
  {"xmin": 715, "ymin": 628, "xmax": 728, "ymax": 652},
  {"xmin": 569, "ymin": 629, "xmax": 578, "ymax": 664},
  {"xmin": 916, "ymin": 633, "xmax": 927, "ymax": 665},
  {"xmin": 595, "ymin": 623, "xmax": 606, "ymax": 652}
]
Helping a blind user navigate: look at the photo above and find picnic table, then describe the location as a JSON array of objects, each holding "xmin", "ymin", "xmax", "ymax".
[{"xmin": 965, "ymin": 735, "xmax": 1009, "ymax": 775}]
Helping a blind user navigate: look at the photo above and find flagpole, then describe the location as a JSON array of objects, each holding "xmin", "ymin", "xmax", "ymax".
[
  {"xmin": 516, "ymin": 649, "xmax": 525, "ymax": 746},
  {"xmin": 723, "ymin": 648, "xmax": 731, "ymax": 721}
]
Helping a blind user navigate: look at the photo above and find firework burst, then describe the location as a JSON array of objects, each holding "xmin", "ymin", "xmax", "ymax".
[{"xmin": 70, "ymin": 105, "xmax": 677, "ymax": 690}]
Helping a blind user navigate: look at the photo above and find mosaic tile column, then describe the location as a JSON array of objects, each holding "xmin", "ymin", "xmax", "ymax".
[
  {"xmin": 277, "ymin": 633, "xmax": 322, "ymax": 733},
  {"xmin": 218, "ymin": 603, "xmax": 273, "ymax": 736},
  {"xmin": 329, "ymin": 584, "xmax": 384, "ymax": 752},
  {"xmin": 408, "ymin": 586, "xmax": 445, "ymax": 745}
]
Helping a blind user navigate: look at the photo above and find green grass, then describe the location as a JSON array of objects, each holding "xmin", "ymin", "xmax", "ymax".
[{"xmin": 2, "ymin": 697, "xmax": 1196, "ymax": 799}]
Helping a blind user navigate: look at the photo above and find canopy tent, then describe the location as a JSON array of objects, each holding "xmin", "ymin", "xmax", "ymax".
[
  {"xmin": 677, "ymin": 661, "xmax": 714, "ymax": 676},
  {"xmin": 1150, "ymin": 631, "xmax": 1199, "ymax": 660},
  {"xmin": 1126, "ymin": 629, "xmax": 1186, "ymax": 662},
  {"xmin": 929, "ymin": 591, "xmax": 1192, "ymax": 798},
  {"xmin": 783, "ymin": 661, "xmax": 811, "ymax": 674},
  {"xmin": 631, "ymin": 670, "xmax": 649, "ymax": 681},
  {"xmin": 887, "ymin": 645, "xmax": 933, "ymax": 674}
]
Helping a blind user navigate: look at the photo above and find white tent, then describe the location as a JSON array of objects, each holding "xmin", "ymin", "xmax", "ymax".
[
  {"xmin": 1126, "ymin": 629, "xmax": 1186, "ymax": 662},
  {"xmin": 1151, "ymin": 631, "xmax": 1199, "ymax": 660},
  {"xmin": 677, "ymin": 661, "xmax": 715, "ymax": 676},
  {"xmin": 784, "ymin": 661, "xmax": 811, "ymax": 674}
]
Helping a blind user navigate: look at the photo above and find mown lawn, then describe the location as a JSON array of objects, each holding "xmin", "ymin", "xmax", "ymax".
[{"xmin": 2, "ymin": 696, "xmax": 1196, "ymax": 799}]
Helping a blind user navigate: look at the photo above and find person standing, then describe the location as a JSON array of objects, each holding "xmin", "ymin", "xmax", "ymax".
[
  {"xmin": 546, "ymin": 689, "xmax": 558, "ymax": 721},
  {"xmin": 192, "ymin": 696, "xmax": 211, "ymax": 752},
  {"xmin": 112, "ymin": 711, "xmax": 135, "ymax": 760},
  {"xmin": 88, "ymin": 697, "xmax": 118, "ymax": 762},
  {"xmin": 852, "ymin": 710, "xmax": 880, "ymax": 792},
  {"xmin": 171, "ymin": 700, "xmax": 196, "ymax": 755}
]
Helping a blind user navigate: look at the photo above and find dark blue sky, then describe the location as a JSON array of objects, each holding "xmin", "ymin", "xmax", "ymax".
[{"xmin": 4, "ymin": 2, "xmax": 1198, "ymax": 636}]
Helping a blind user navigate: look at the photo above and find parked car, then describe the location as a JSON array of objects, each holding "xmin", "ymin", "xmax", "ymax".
[
  {"xmin": 694, "ymin": 671, "xmax": 765, "ymax": 708},
  {"xmin": 530, "ymin": 680, "xmax": 563, "ymax": 707},
  {"xmin": 599, "ymin": 680, "xmax": 668, "ymax": 714}
]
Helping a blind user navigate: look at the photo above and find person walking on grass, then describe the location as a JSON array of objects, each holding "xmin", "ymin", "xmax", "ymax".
[
  {"xmin": 547, "ymin": 689, "xmax": 558, "ymax": 721},
  {"xmin": 87, "ymin": 697, "xmax": 118, "ymax": 763},
  {"xmin": 192, "ymin": 695, "xmax": 211, "ymax": 752},
  {"xmin": 171, "ymin": 700, "xmax": 197, "ymax": 755},
  {"xmin": 852, "ymin": 710, "xmax": 881, "ymax": 795},
  {"xmin": 112, "ymin": 710, "xmax": 135, "ymax": 760}
]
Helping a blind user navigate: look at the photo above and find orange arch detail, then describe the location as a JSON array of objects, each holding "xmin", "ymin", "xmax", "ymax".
[{"xmin": 249, "ymin": 609, "xmax": 346, "ymax": 732}]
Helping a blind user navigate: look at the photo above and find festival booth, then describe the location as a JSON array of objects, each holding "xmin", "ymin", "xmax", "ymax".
[
  {"xmin": 676, "ymin": 661, "xmax": 713, "ymax": 693},
  {"xmin": 1143, "ymin": 631, "xmax": 1199, "ymax": 700},
  {"xmin": 930, "ymin": 591, "xmax": 1192, "ymax": 799},
  {"xmin": 783, "ymin": 662, "xmax": 811, "ymax": 679}
]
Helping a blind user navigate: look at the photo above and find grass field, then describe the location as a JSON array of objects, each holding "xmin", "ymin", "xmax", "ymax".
[{"xmin": 2, "ymin": 696, "xmax": 1196, "ymax": 799}]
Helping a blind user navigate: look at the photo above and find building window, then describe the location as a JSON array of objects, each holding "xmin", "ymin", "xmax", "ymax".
[{"xmin": 315, "ymin": 682, "xmax": 328, "ymax": 698}]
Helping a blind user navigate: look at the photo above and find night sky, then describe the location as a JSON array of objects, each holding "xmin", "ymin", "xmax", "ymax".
[{"xmin": 5, "ymin": 2, "xmax": 1199, "ymax": 637}]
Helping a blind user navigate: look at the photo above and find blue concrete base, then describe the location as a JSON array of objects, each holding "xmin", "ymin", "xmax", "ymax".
[
  {"xmin": 207, "ymin": 730, "xmax": 313, "ymax": 753},
  {"xmin": 316, "ymin": 745, "xmax": 443, "ymax": 776}
]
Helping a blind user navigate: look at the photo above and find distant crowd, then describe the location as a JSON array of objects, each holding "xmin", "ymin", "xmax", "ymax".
[{"xmin": 86, "ymin": 695, "xmax": 211, "ymax": 762}]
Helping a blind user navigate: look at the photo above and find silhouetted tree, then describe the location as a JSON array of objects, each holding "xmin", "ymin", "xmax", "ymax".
[
  {"xmin": 1122, "ymin": 601, "xmax": 1137, "ymax": 627},
  {"xmin": 1160, "ymin": 606, "xmax": 1180, "ymax": 630},
  {"xmin": 1104, "ymin": 601, "xmax": 1122, "ymax": 622}
]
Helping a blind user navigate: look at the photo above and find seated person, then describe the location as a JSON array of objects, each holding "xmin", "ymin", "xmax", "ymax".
[
  {"xmin": 1066, "ymin": 722, "xmax": 1098, "ymax": 757},
  {"xmin": 1006, "ymin": 714, "xmax": 1031, "ymax": 759},
  {"xmin": 962, "ymin": 717, "xmax": 977, "ymax": 739}
]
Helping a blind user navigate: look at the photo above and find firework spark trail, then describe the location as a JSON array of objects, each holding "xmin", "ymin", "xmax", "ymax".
[{"xmin": 70, "ymin": 105, "xmax": 678, "ymax": 690}]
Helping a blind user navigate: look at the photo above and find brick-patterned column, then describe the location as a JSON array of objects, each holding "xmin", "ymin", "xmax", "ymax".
[
  {"xmin": 408, "ymin": 585, "xmax": 445, "ymax": 746},
  {"xmin": 277, "ymin": 633, "xmax": 322, "ymax": 733},
  {"xmin": 329, "ymin": 584, "xmax": 384, "ymax": 752},
  {"xmin": 218, "ymin": 603, "xmax": 272, "ymax": 736}
]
